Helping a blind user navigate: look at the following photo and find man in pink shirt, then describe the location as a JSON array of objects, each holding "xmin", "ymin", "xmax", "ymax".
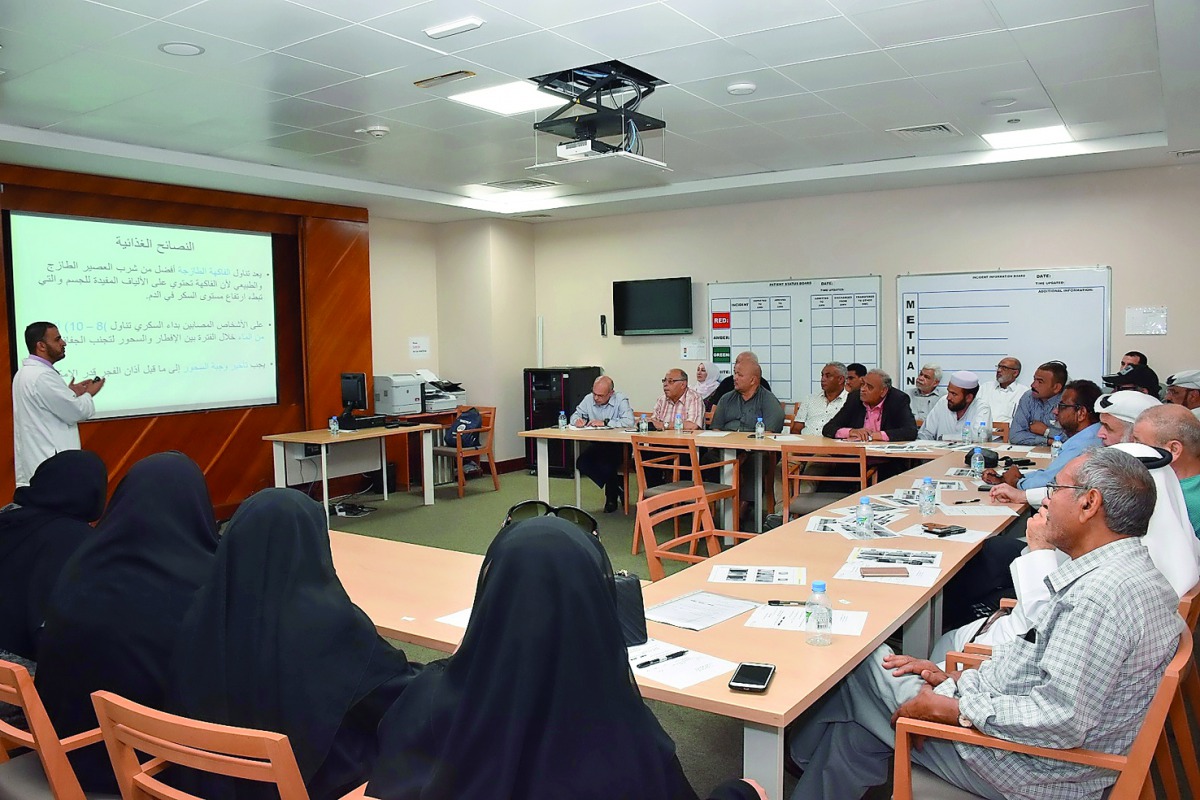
[
  {"xmin": 822, "ymin": 369, "xmax": 918, "ymax": 442},
  {"xmin": 650, "ymin": 368, "xmax": 705, "ymax": 431}
]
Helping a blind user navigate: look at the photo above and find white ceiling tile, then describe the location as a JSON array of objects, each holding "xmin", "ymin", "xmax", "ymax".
[
  {"xmin": 1027, "ymin": 41, "xmax": 1159, "ymax": 87},
  {"xmin": 0, "ymin": 100, "xmax": 81, "ymax": 129},
  {"xmin": 265, "ymin": 96, "xmax": 362, "ymax": 129},
  {"xmin": 828, "ymin": 0, "xmax": 924, "ymax": 13},
  {"xmin": 749, "ymin": 142, "xmax": 826, "ymax": 172},
  {"xmin": 815, "ymin": 77, "xmax": 935, "ymax": 112},
  {"xmin": 299, "ymin": 73, "xmax": 432, "ymax": 114},
  {"xmin": 727, "ymin": 93, "xmax": 837, "ymax": 124},
  {"xmin": 370, "ymin": 57, "xmax": 517, "ymax": 96},
  {"xmin": 553, "ymin": 5, "xmax": 715, "ymax": 60},
  {"xmin": 917, "ymin": 61, "xmax": 1045, "ymax": 106},
  {"xmin": 1010, "ymin": 7, "xmax": 1157, "ymax": 63},
  {"xmin": 957, "ymin": 106, "xmax": 1067, "ymax": 136},
  {"xmin": 386, "ymin": 97, "xmax": 496, "ymax": 129},
  {"xmin": 3, "ymin": 0, "xmax": 151, "ymax": 46},
  {"xmin": 684, "ymin": 124, "xmax": 791, "ymax": 151},
  {"xmin": 90, "ymin": 77, "xmax": 284, "ymax": 128},
  {"xmin": 87, "ymin": 0, "xmax": 205, "ymax": 17},
  {"xmin": 678, "ymin": 68, "xmax": 805, "ymax": 105},
  {"xmin": 776, "ymin": 51, "xmax": 908, "ymax": 92},
  {"xmin": 895, "ymin": 134, "xmax": 989, "ymax": 157},
  {"xmin": 626, "ymin": 40, "xmax": 767, "ymax": 85},
  {"xmin": 730, "ymin": 17, "xmax": 878, "ymax": 65},
  {"xmin": 0, "ymin": 51, "xmax": 181, "ymax": 115},
  {"xmin": 366, "ymin": 0, "xmax": 539, "ymax": 53},
  {"xmin": 766, "ymin": 112, "xmax": 869, "ymax": 139},
  {"xmin": 664, "ymin": 0, "xmax": 840, "ymax": 37},
  {"xmin": 264, "ymin": 128, "xmax": 365, "ymax": 154},
  {"xmin": 1066, "ymin": 113, "xmax": 1165, "ymax": 141},
  {"xmin": 164, "ymin": 0, "xmax": 348, "ymax": 50},
  {"xmin": 990, "ymin": 0, "xmax": 1151, "ymax": 28},
  {"xmin": 215, "ymin": 52, "xmax": 358, "ymax": 96},
  {"xmin": 886, "ymin": 30, "xmax": 1025, "ymax": 75},
  {"xmin": 801, "ymin": 129, "xmax": 910, "ymax": 164},
  {"xmin": 283, "ymin": 0, "xmax": 428, "ymax": 24},
  {"xmin": 96, "ymin": 21, "xmax": 268, "ymax": 74},
  {"xmin": 279, "ymin": 25, "xmax": 442, "ymax": 77},
  {"xmin": 457, "ymin": 31, "xmax": 604, "ymax": 79},
  {"xmin": 848, "ymin": 0, "xmax": 1004, "ymax": 48},
  {"xmin": 477, "ymin": 0, "xmax": 655, "ymax": 29},
  {"xmin": 0, "ymin": 26, "xmax": 87, "ymax": 79},
  {"xmin": 639, "ymin": 85, "xmax": 722, "ymax": 114},
  {"xmin": 45, "ymin": 116, "xmax": 188, "ymax": 147},
  {"xmin": 842, "ymin": 97, "xmax": 961, "ymax": 130},
  {"xmin": 655, "ymin": 102, "xmax": 749, "ymax": 134},
  {"xmin": 1048, "ymin": 71, "xmax": 1163, "ymax": 126}
]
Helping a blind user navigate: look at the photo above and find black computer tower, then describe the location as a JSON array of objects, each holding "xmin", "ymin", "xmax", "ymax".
[{"xmin": 524, "ymin": 366, "xmax": 603, "ymax": 477}]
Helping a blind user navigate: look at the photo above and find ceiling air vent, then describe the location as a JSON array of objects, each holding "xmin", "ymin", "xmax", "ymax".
[
  {"xmin": 485, "ymin": 178, "xmax": 558, "ymax": 191},
  {"xmin": 1174, "ymin": 149, "xmax": 1200, "ymax": 158},
  {"xmin": 887, "ymin": 123, "xmax": 963, "ymax": 141}
]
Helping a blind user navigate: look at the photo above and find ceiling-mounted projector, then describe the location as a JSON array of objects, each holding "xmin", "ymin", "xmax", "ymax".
[{"xmin": 531, "ymin": 60, "xmax": 666, "ymax": 156}]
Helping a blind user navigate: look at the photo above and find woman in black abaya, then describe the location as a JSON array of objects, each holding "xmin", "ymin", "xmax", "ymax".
[
  {"xmin": 168, "ymin": 488, "xmax": 420, "ymax": 800},
  {"xmin": 367, "ymin": 516, "xmax": 763, "ymax": 800},
  {"xmin": 35, "ymin": 451, "xmax": 219, "ymax": 793},
  {"xmin": 0, "ymin": 450, "xmax": 107, "ymax": 661}
]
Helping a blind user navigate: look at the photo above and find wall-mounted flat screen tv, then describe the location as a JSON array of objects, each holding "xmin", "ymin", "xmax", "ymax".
[{"xmin": 612, "ymin": 277, "xmax": 692, "ymax": 335}]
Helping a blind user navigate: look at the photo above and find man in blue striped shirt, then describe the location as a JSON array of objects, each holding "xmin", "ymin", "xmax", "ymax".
[{"xmin": 1009, "ymin": 361, "xmax": 1067, "ymax": 446}]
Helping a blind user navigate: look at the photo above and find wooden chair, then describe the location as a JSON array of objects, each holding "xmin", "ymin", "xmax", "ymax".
[
  {"xmin": 1156, "ymin": 580, "xmax": 1200, "ymax": 800},
  {"xmin": 704, "ymin": 407, "xmax": 715, "ymax": 427},
  {"xmin": 430, "ymin": 405, "xmax": 500, "ymax": 499},
  {"xmin": 90, "ymin": 691, "xmax": 369, "ymax": 800},
  {"xmin": 782, "ymin": 401, "xmax": 799, "ymax": 433},
  {"xmin": 992, "ymin": 421, "xmax": 1010, "ymax": 443},
  {"xmin": 895, "ymin": 627, "xmax": 1193, "ymax": 800},
  {"xmin": 634, "ymin": 485, "xmax": 755, "ymax": 581},
  {"xmin": 0, "ymin": 659, "xmax": 114, "ymax": 800},
  {"xmin": 619, "ymin": 411, "xmax": 655, "ymax": 515},
  {"xmin": 629, "ymin": 435, "xmax": 738, "ymax": 557},
  {"xmin": 780, "ymin": 444, "xmax": 878, "ymax": 522}
]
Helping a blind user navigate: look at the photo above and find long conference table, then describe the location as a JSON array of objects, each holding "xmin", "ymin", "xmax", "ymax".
[{"xmin": 332, "ymin": 433, "xmax": 1036, "ymax": 799}]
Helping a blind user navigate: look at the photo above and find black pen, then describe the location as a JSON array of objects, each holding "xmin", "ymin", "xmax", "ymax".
[
  {"xmin": 636, "ymin": 650, "xmax": 688, "ymax": 669},
  {"xmin": 768, "ymin": 600, "xmax": 804, "ymax": 606},
  {"xmin": 954, "ymin": 498, "xmax": 981, "ymax": 505}
]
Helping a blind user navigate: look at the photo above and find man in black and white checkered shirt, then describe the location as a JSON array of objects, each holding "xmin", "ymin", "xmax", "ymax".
[{"xmin": 787, "ymin": 446, "xmax": 1183, "ymax": 800}]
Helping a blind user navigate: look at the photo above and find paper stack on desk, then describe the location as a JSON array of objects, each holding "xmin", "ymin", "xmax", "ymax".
[{"xmin": 627, "ymin": 638, "xmax": 736, "ymax": 689}]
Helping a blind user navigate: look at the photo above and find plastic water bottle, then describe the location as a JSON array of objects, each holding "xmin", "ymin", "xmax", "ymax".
[
  {"xmin": 962, "ymin": 421, "xmax": 972, "ymax": 443},
  {"xmin": 638, "ymin": 414, "xmax": 649, "ymax": 434},
  {"xmin": 805, "ymin": 581, "xmax": 833, "ymax": 646},
  {"xmin": 674, "ymin": 412, "xmax": 684, "ymax": 433},
  {"xmin": 754, "ymin": 416, "xmax": 765, "ymax": 439},
  {"xmin": 328, "ymin": 415, "xmax": 340, "ymax": 435},
  {"xmin": 557, "ymin": 410, "xmax": 567, "ymax": 430},
  {"xmin": 1050, "ymin": 435, "xmax": 1063, "ymax": 461},
  {"xmin": 919, "ymin": 477, "xmax": 937, "ymax": 517},
  {"xmin": 970, "ymin": 447, "xmax": 985, "ymax": 478},
  {"xmin": 855, "ymin": 497, "xmax": 873, "ymax": 532},
  {"xmin": 977, "ymin": 419, "xmax": 990, "ymax": 443}
]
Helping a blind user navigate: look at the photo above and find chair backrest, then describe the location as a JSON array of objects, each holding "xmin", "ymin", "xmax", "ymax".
[
  {"xmin": 454, "ymin": 405, "xmax": 495, "ymax": 450},
  {"xmin": 992, "ymin": 421, "xmax": 1010, "ymax": 443},
  {"xmin": 704, "ymin": 407, "xmax": 715, "ymax": 427},
  {"xmin": 1178, "ymin": 579, "xmax": 1200, "ymax": 631},
  {"xmin": 781, "ymin": 401, "xmax": 799, "ymax": 432},
  {"xmin": 780, "ymin": 444, "xmax": 872, "ymax": 522},
  {"xmin": 630, "ymin": 434, "xmax": 703, "ymax": 495},
  {"xmin": 634, "ymin": 484, "xmax": 722, "ymax": 581},
  {"xmin": 0, "ymin": 659, "xmax": 92, "ymax": 800},
  {"xmin": 91, "ymin": 691, "xmax": 310, "ymax": 800}
]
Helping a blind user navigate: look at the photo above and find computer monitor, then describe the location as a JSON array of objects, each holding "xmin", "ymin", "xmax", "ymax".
[{"xmin": 340, "ymin": 372, "xmax": 368, "ymax": 415}]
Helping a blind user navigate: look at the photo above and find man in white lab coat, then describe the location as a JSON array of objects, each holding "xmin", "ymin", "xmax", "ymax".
[{"xmin": 12, "ymin": 322, "xmax": 105, "ymax": 486}]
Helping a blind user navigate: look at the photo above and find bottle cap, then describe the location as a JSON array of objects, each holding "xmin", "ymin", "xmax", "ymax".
[
  {"xmin": 973, "ymin": 447, "xmax": 982, "ymax": 453},
  {"xmin": 860, "ymin": 497, "xmax": 870, "ymax": 504},
  {"xmin": 923, "ymin": 476, "xmax": 932, "ymax": 483},
  {"xmin": 812, "ymin": 580, "xmax": 826, "ymax": 593}
]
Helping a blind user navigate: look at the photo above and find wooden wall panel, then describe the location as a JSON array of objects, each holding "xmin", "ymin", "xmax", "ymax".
[{"xmin": 0, "ymin": 164, "xmax": 369, "ymax": 517}]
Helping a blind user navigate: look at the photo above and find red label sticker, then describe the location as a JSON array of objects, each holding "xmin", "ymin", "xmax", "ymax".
[{"xmin": 711, "ymin": 313, "xmax": 731, "ymax": 328}]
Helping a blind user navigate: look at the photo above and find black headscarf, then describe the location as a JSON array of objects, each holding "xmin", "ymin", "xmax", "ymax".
[
  {"xmin": 367, "ymin": 516, "xmax": 701, "ymax": 800},
  {"xmin": 35, "ymin": 451, "xmax": 218, "ymax": 793},
  {"xmin": 168, "ymin": 488, "xmax": 419, "ymax": 800},
  {"xmin": 0, "ymin": 450, "xmax": 107, "ymax": 659}
]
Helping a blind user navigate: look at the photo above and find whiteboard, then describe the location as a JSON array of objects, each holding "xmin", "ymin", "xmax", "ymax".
[
  {"xmin": 707, "ymin": 276, "xmax": 882, "ymax": 402},
  {"xmin": 896, "ymin": 267, "xmax": 1111, "ymax": 392}
]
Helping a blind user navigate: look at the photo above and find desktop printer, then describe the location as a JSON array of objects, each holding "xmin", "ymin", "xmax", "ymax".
[
  {"xmin": 413, "ymin": 369, "xmax": 462, "ymax": 413},
  {"xmin": 374, "ymin": 373, "xmax": 423, "ymax": 416}
]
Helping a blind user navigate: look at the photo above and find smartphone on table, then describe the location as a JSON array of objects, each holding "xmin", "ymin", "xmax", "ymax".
[{"xmin": 728, "ymin": 662, "xmax": 776, "ymax": 693}]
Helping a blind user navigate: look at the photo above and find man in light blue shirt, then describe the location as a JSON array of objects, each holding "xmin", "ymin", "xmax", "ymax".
[
  {"xmin": 570, "ymin": 375, "xmax": 634, "ymax": 513},
  {"xmin": 984, "ymin": 380, "xmax": 1103, "ymax": 491},
  {"xmin": 1009, "ymin": 361, "xmax": 1068, "ymax": 445},
  {"xmin": 918, "ymin": 370, "xmax": 990, "ymax": 441}
]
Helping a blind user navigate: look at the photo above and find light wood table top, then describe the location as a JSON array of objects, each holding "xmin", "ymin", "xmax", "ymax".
[{"xmin": 264, "ymin": 422, "xmax": 442, "ymax": 445}]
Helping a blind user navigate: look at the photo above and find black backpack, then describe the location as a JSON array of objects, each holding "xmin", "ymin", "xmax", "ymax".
[{"xmin": 444, "ymin": 407, "xmax": 483, "ymax": 448}]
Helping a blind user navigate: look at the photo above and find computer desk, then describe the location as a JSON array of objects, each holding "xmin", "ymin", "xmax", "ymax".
[
  {"xmin": 263, "ymin": 423, "xmax": 442, "ymax": 521},
  {"xmin": 330, "ymin": 451, "xmax": 1027, "ymax": 799}
]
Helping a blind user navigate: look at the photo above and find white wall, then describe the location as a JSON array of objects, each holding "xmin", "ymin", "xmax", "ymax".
[
  {"xmin": 533, "ymin": 164, "xmax": 1200, "ymax": 412},
  {"xmin": 369, "ymin": 217, "xmax": 440, "ymax": 376}
]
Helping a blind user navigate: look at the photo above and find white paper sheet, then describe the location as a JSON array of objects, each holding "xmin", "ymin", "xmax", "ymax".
[
  {"xmin": 627, "ymin": 638, "xmax": 737, "ymax": 689},
  {"xmin": 769, "ymin": 434, "xmax": 805, "ymax": 442},
  {"xmin": 744, "ymin": 606, "xmax": 869, "ymax": 636},
  {"xmin": 644, "ymin": 591, "xmax": 760, "ymax": 631},
  {"xmin": 695, "ymin": 431, "xmax": 732, "ymax": 438},
  {"xmin": 892, "ymin": 523, "xmax": 991, "ymax": 543},
  {"xmin": 945, "ymin": 467, "xmax": 977, "ymax": 478},
  {"xmin": 831, "ymin": 501, "xmax": 905, "ymax": 517},
  {"xmin": 865, "ymin": 443, "xmax": 935, "ymax": 453},
  {"xmin": 709, "ymin": 565, "xmax": 805, "ymax": 585},
  {"xmin": 937, "ymin": 504, "xmax": 1019, "ymax": 517},
  {"xmin": 912, "ymin": 479, "xmax": 967, "ymax": 491},
  {"xmin": 436, "ymin": 608, "xmax": 472, "ymax": 628},
  {"xmin": 849, "ymin": 546, "xmax": 942, "ymax": 567},
  {"xmin": 834, "ymin": 563, "xmax": 942, "ymax": 587},
  {"xmin": 998, "ymin": 444, "xmax": 1034, "ymax": 453},
  {"xmin": 807, "ymin": 514, "xmax": 901, "ymax": 539}
]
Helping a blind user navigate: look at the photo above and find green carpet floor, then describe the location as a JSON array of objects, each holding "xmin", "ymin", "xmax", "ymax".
[{"xmin": 326, "ymin": 469, "xmax": 797, "ymax": 797}]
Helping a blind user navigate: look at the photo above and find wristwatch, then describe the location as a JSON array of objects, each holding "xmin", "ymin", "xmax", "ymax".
[{"xmin": 958, "ymin": 714, "xmax": 973, "ymax": 728}]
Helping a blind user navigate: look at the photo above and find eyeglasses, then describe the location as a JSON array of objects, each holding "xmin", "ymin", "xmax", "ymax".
[
  {"xmin": 503, "ymin": 500, "xmax": 599, "ymax": 536},
  {"xmin": 995, "ymin": 364, "xmax": 1019, "ymax": 371},
  {"xmin": 1056, "ymin": 403, "xmax": 1085, "ymax": 411},
  {"xmin": 1045, "ymin": 482, "xmax": 1090, "ymax": 498},
  {"xmin": 661, "ymin": 378, "xmax": 685, "ymax": 384}
]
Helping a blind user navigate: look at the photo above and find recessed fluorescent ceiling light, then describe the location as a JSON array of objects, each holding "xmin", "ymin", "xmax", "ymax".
[
  {"xmin": 424, "ymin": 16, "xmax": 485, "ymax": 39},
  {"xmin": 449, "ymin": 81, "xmax": 561, "ymax": 115},
  {"xmin": 982, "ymin": 125, "xmax": 1072, "ymax": 149}
]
